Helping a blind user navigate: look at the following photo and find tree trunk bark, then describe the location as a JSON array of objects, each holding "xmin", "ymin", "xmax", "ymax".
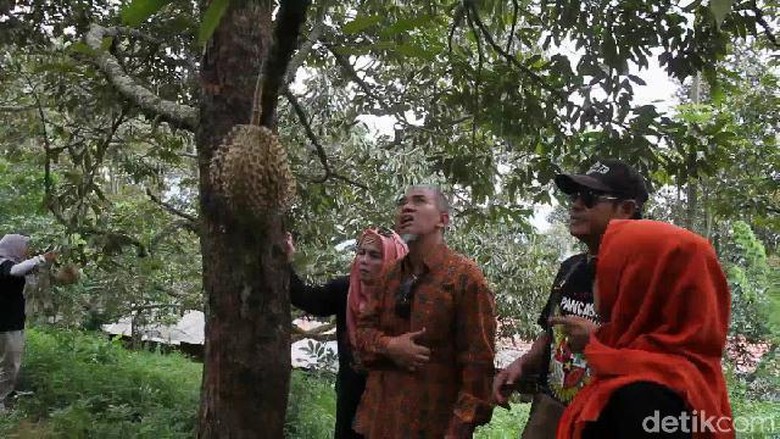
[{"xmin": 196, "ymin": 2, "xmax": 291, "ymax": 437}]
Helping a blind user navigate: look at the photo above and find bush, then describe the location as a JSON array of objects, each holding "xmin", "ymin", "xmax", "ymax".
[
  {"xmin": 1, "ymin": 327, "xmax": 201, "ymax": 438},
  {"xmin": 285, "ymin": 370, "xmax": 336, "ymax": 438}
]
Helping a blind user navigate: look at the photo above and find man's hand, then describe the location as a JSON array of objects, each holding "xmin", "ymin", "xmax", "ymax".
[
  {"xmin": 385, "ymin": 328, "xmax": 431, "ymax": 372},
  {"xmin": 492, "ymin": 357, "xmax": 525, "ymax": 409},
  {"xmin": 283, "ymin": 232, "xmax": 295, "ymax": 263},
  {"xmin": 548, "ymin": 315, "xmax": 598, "ymax": 353}
]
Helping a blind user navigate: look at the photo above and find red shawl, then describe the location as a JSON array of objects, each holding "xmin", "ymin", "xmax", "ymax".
[{"xmin": 558, "ymin": 220, "xmax": 733, "ymax": 439}]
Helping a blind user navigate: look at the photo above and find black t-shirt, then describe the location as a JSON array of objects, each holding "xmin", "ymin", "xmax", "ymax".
[
  {"xmin": 0, "ymin": 260, "xmax": 27, "ymax": 332},
  {"xmin": 537, "ymin": 253, "xmax": 599, "ymax": 404}
]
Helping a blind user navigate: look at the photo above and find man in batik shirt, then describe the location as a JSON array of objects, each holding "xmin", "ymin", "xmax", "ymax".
[{"xmin": 354, "ymin": 185, "xmax": 496, "ymax": 438}]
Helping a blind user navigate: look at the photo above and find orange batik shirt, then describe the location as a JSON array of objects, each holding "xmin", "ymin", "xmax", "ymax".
[{"xmin": 354, "ymin": 244, "xmax": 496, "ymax": 438}]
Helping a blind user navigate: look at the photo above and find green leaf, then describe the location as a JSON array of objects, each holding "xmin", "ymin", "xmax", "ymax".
[
  {"xmin": 121, "ymin": 0, "xmax": 173, "ymax": 27},
  {"xmin": 395, "ymin": 44, "xmax": 431, "ymax": 60},
  {"xmin": 101, "ymin": 37, "xmax": 114, "ymax": 50},
  {"xmin": 69, "ymin": 41, "xmax": 95, "ymax": 56},
  {"xmin": 380, "ymin": 15, "xmax": 432, "ymax": 38},
  {"xmin": 710, "ymin": 0, "xmax": 735, "ymax": 28},
  {"xmin": 342, "ymin": 15, "xmax": 382, "ymax": 35},
  {"xmin": 198, "ymin": 0, "xmax": 230, "ymax": 46}
]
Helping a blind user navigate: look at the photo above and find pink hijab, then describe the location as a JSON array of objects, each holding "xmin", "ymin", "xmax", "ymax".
[{"xmin": 346, "ymin": 228, "xmax": 408, "ymax": 348}]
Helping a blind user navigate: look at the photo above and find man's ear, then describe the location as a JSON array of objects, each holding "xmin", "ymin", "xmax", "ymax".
[
  {"xmin": 438, "ymin": 212, "xmax": 450, "ymax": 229},
  {"xmin": 619, "ymin": 200, "xmax": 638, "ymax": 219}
]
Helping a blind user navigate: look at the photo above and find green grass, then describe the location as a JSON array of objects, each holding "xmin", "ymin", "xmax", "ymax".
[
  {"xmin": 0, "ymin": 327, "xmax": 201, "ymax": 438},
  {"xmin": 475, "ymin": 403, "xmax": 530, "ymax": 439},
  {"xmin": 285, "ymin": 371, "xmax": 337, "ymax": 438}
]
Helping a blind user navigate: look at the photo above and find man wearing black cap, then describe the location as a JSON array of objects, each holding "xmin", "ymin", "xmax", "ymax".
[{"xmin": 492, "ymin": 159, "xmax": 649, "ymax": 439}]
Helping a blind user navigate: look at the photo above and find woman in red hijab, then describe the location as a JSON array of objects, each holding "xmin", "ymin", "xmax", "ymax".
[
  {"xmin": 553, "ymin": 220, "xmax": 732, "ymax": 439},
  {"xmin": 286, "ymin": 228, "xmax": 408, "ymax": 438}
]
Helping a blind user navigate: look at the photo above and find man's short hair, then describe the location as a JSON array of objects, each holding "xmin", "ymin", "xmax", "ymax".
[{"xmin": 408, "ymin": 185, "xmax": 450, "ymax": 214}]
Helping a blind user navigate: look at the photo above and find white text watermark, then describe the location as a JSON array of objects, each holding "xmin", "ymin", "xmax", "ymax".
[{"xmin": 642, "ymin": 410, "xmax": 778, "ymax": 434}]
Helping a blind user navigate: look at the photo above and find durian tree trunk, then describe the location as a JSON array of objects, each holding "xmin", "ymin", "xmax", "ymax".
[{"xmin": 196, "ymin": 1, "xmax": 291, "ymax": 437}]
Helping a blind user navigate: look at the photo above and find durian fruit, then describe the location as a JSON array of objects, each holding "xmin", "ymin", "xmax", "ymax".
[
  {"xmin": 53, "ymin": 263, "xmax": 81, "ymax": 285},
  {"xmin": 210, "ymin": 124, "xmax": 296, "ymax": 215}
]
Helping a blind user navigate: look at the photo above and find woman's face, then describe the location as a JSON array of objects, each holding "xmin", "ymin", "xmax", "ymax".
[{"xmin": 356, "ymin": 238, "xmax": 383, "ymax": 285}]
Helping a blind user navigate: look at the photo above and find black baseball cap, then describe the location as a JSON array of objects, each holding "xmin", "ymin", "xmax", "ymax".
[{"xmin": 554, "ymin": 159, "xmax": 649, "ymax": 204}]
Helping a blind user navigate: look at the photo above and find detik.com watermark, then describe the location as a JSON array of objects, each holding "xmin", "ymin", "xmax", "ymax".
[{"xmin": 642, "ymin": 410, "xmax": 778, "ymax": 434}]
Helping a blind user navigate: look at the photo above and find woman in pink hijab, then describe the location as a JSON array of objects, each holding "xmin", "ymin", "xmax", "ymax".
[{"xmin": 286, "ymin": 227, "xmax": 408, "ymax": 439}]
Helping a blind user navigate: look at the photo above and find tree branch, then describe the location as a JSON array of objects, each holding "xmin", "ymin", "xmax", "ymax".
[
  {"xmin": 30, "ymin": 91, "xmax": 54, "ymax": 208},
  {"xmin": 259, "ymin": 0, "xmax": 312, "ymax": 127},
  {"xmin": 146, "ymin": 188, "xmax": 199, "ymax": 225},
  {"xmin": 291, "ymin": 322, "xmax": 337, "ymax": 342},
  {"xmin": 284, "ymin": 88, "xmax": 329, "ymax": 181},
  {"xmin": 284, "ymin": 89, "xmax": 369, "ymax": 191},
  {"xmin": 86, "ymin": 24, "xmax": 198, "ymax": 132},
  {"xmin": 465, "ymin": 3, "xmax": 563, "ymax": 97},
  {"xmin": 750, "ymin": 3, "xmax": 779, "ymax": 48},
  {"xmin": 0, "ymin": 104, "xmax": 38, "ymax": 112},
  {"xmin": 507, "ymin": 0, "xmax": 519, "ymax": 53},
  {"xmin": 285, "ymin": 10, "xmax": 326, "ymax": 85}
]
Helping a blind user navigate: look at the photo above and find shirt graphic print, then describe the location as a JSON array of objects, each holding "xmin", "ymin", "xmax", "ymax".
[{"xmin": 542, "ymin": 255, "xmax": 599, "ymax": 404}]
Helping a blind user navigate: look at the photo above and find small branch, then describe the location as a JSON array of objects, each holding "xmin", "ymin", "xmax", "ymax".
[
  {"xmin": 86, "ymin": 24, "xmax": 198, "ymax": 131},
  {"xmin": 30, "ymin": 91, "xmax": 54, "ymax": 206},
  {"xmin": 0, "ymin": 104, "xmax": 38, "ymax": 113},
  {"xmin": 326, "ymin": 41, "xmax": 385, "ymax": 104},
  {"xmin": 465, "ymin": 6, "xmax": 483, "ymax": 142},
  {"xmin": 750, "ymin": 3, "xmax": 779, "ymax": 48},
  {"xmin": 448, "ymin": 4, "xmax": 466, "ymax": 55},
  {"xmin": 291, "ymin": 322, "xmax": 337, "ymax": 342},
  {"xmin": 330, "ymin": 173, "xmax": 368, "ymax": 190},
  {"xmin": 465, "ymin": 4, "xmax": 562, "ymax": 97},
  {"xmin": 150, "ymin": 219, "xmax": 200, "ymax": 251},
  {"xmin": 284, "ymin": 88, "xmax": 330, "ymax": 182},
  {"xmin": 284, "ymin": 12, "xmax": 326, "ymax": 85},
  {"xmin": 146, "ymin": 188, "xmax": 198, "ymax": 224},
  {"xmin": 506, "ymin": 0, "xmax": 519, "ymax": 53},
  {"xmin": 284, "ymin": 89, "xmax": 368, "ymax": 191}
]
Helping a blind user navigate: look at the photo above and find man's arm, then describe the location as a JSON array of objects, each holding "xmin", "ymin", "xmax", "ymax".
[
  {"xmin": 447, "ymin": 268, "xmax": 497, "ymax": 437},
  {"xmin": 355, "ymin": 275, "xmax": 431, "ymax": 370},
  {"xmin": 354, "ymin": 275, "xmax": 393, "ymax": 367}
]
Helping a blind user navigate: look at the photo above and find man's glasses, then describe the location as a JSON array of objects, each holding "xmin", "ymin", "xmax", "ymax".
[
  {"xmin": 568, "ymin": 189, "xmax": 620, "ymax": 209},
  {"xmin": 395, "ymin": 274, "xmax": 420, "ymax": 319}
]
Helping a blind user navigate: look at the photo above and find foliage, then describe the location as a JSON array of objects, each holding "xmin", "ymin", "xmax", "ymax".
[
  {"xmin": 722, "ymin": 221, "xmax": 775, "ymax": 341},
  {"xmin": 0, "ymin": 327, "xmax": 200, "ymax": 438},
  {"xmin": 299, "ymin": 340, "xmax": 338, "ymax": 377},
  {"xmin": 648, "ymin": 40, "xmax": 779, "ymax": 252},
  {"xmin": 449, "ymin": 219, "xmax": 563, "ymax": 339},
  {"xmin": 285, "ymin": 370, "xmax": 337, "ymax": 439},
  {"xmin": 724, "ymin": 363, "xmax": 780, "ymax": 437}
]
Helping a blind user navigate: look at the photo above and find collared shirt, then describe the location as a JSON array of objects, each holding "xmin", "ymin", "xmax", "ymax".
[{"xmin": 354, "ymin": 244, "xmax": 496, "ymax": 438}]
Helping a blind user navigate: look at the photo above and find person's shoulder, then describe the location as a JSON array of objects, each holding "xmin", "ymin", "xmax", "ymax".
[
  {"xmin": 328, "ymin": 275, "xmax": 350, "ymax": 290},
  {"xmin": 446, "ymin": 249, "xmax": 485, "ymax": 275},
  {"xmin": 560, "ymin": 253, "xmax": 587, "ymax": 269}
]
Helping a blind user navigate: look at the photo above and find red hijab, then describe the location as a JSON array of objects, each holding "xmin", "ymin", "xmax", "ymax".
[
  {"xmin": 346, "ymin": 228, "xmax": 408, "ymax": 348},
  {"xmin": 558, "ymin": 220, "xmax": 733, "ymax": 439}
]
